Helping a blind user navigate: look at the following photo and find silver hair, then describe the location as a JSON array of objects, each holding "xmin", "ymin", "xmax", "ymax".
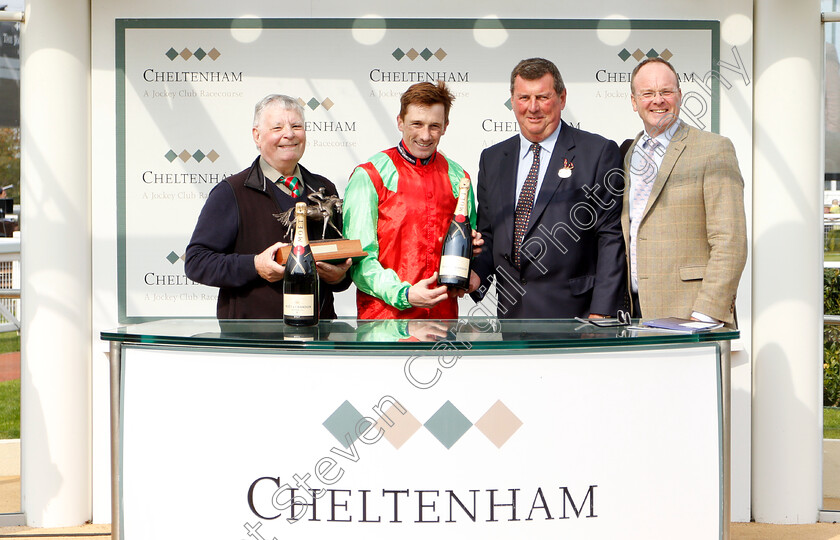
[{"xmin": 253, "ymin": 94, "xmax": 305, "ymax": 127}]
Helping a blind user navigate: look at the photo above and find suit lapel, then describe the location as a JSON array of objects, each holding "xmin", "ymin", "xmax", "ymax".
[
  {"xmin": 498, "ymin": 138, "xmax": 519, "ymax": 253},
  {"xmin": 526, "ymin": 121, "xmax": 574, "ymax": 236},
  {"xmin": 643, "ymin": 122, "xmax": 688, "ymax": 219}
]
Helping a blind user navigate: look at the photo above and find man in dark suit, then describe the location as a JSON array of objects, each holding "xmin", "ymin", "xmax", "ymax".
[{"xmin": 471, "ymin": 58, "xmax": 626, "ymax": 318}]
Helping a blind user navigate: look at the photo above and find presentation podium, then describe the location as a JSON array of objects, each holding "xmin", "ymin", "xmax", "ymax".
[{"xmin": 102, "ymin": 318, "xmax": 737, "ymax": 540}]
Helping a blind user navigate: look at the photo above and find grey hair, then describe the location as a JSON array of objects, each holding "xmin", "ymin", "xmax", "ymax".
[{"xmin": 253, "ymin": 94, "xmax": 305, "ymax": 127}]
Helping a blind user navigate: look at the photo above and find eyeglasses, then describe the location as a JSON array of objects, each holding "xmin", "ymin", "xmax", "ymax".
[{"xmin": 636, "ymin": 89, "xmax": 678, "ymax": 101}]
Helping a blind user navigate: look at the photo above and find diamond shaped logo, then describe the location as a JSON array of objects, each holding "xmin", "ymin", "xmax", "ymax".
[
  {"xmin": 504, "ymin": 97, "xmax": 512, "ymax": 111},
  {"xmin": 207, "ymin": 48, "xmax": 221, "ymax": 60},
  {"xmin": 392, "ymin": 48, "xmax": 405, "ymax": 60},
  {"xmin": 617, "ymin": 48, "xmax": 631, "ymax": 62},
  {"xmin": 165, "ymin": 48, "xmax": 179, "ymax": 61},
  {"xmin": 166, "ymin": 251, "xmax": 180, "ymax": 264},
  {"xmin": 646, "ymin": 48, "xmax": 659, "ymax": 58},
  {"xmin": 419, "ymin": 48, "xmax": 433, "ymax": 61},
  {"xmin": 660, "ymin": 48, "xmax": 673, "ymax": 61},
  {"xmin": 434, "ymin": 48, "xmax": 447, "ymax": 61},
  {"xmin": 307, "ymin": 98, "xmax": 320, "ymax": 110},
  {"xmin": 424, "ymin": 401, "xmax": 472, "ymax": 449},
  {"xmin": 406, "ymin": 48, "xmax": 419, "ymax": 61},
  {"xmin": 178, "ymin": 150, "xmax": 191, "ymax": 162},
  {"xmin": 164, "ymin": 150, "xmax": 178, "ymax": 162},
  {"xmin": 632, "ymin": 48, "xmax": 645, "ymax": 61},
  {"xmin": 321, "ymin": 98, "xmax": 334, "ymax": 111},
  {"xmin": 192, "ymin": 150, "xmax": 206, "ymax": 162},
  {"xmin": 374, "ymin": 404, "xmax": 422, "ymax": 449},
  {"xmin": 194, "ymin": 47, "xmax": 207, "ymax": 60},
  {"xmin": 206, "ymin": 150, "xmax": 220, "ymax": 163},
  {"xmin": 323, "ymin": 401, "xmax": 364, "ymax": 448},
  {"xmin": 475, "ymin": 400, "xmax": 522, "ymax": 449},
  {"xmin": 179, "ymin": 48, "xmax": 193, "ymax": 60}
]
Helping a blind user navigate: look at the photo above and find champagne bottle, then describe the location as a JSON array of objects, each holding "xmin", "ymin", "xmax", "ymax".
[
  {"xmin": 438, "ymin": 177, "xmax": 473, "ymax": 290},
  {"xmin": 283, "ymin": 202, "xmax": 319, "ymax": 326}
]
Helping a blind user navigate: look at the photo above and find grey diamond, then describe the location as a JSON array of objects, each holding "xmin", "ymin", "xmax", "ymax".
[
  {"xmin": 164, "ymin": 150, "xmax": 178, "ymax": 162},
  {"xmin": 424, "ymin": 401, "xmax": 472, "ymax": 449},
  {"xmin": 166, "ymin": 251, "xmax": 179, "ymax": 264},
  {"xmin": 323, "ymin": 400, "xmax": 363, "ymax": 448}
]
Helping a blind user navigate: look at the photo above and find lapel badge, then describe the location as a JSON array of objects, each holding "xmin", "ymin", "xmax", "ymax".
[{"xmin": 558, "ymin": 159, "xmax": 574, "ymax": 179}]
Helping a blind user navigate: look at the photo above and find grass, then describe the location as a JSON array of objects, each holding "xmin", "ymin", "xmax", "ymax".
[
  {"xmin": 828, "ymin": 408, "xmax": 840, "ymax": 439},
  {"xmin": 0, "ymin": 379, "xmax": 18, "ymax": 439},
  {"xmin": 0, "ymin": 331, "xmax": 20, "ymax": 439},
  {"xmin": 0, "ymin": 331, "xmax": 19, "ymax": 354}
]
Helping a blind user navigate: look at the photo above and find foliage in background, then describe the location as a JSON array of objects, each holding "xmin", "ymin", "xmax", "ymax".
[
  {"xmin": 825, "ymin": 269, "xmax": 840, "ymax": 407},
  {"xmin": 0, "ymin": 127, "xmax": 19, "ymax": 201}
]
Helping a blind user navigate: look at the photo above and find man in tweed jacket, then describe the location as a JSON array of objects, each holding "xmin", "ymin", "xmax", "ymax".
[{"xmin": 622, "ymin": 58, "xmax": 747, "ymax": 327}]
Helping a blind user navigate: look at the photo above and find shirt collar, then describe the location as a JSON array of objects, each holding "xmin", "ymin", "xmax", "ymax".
[
  {"xmin": 518, "ymin": 121, "xmax": 562, "ymax": 160},
  {"xmin": 643, "ymin": 118, "xmax": 681, "ymax": 151},
  {"xmin": 396, "ymin": 141, "xmax": 435, "ymax": 166},
  {"xmin": 260, "ymin": 157, "xmax": 301, "ymax": 185}
]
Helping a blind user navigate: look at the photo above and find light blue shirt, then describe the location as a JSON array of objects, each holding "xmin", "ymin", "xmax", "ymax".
[
  {"xmin": 514, "ymin": 123, "xmax": 562, "ymax": 205},
  {"xmin": 628, "ymin": 118, "xmax": 681, "ymax": 196}
]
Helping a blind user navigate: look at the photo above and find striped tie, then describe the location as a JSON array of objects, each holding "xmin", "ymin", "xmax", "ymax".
[
  {"xmin": 512, "ymin": 142, "xmax": 541, "ymax": 268},
  {"xmin": 629, "ymin": 138, "xmax": 660, "ymax": 290},
  {"xmin": 279, "ymin": 175, "xmax": 303, "ymax": 198}
]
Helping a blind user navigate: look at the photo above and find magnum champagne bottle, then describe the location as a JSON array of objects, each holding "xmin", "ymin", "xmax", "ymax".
[
  {"xmin": 438, "ymin": 177, "xmax": 473, "ymax": 290},
  {"xmin": 283, "ymin": 202, "xmax": 319, "ymax": 326}
]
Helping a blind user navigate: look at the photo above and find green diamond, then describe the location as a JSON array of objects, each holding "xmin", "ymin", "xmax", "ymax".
[
  {"xmin": 617, "ymin": 48, "xmax": 631, "ymax": 61},
  {"xmin": 647, "ymin": 48, "xmax": 658, "ymax": 58},
  {"xmin": 504, "ymin": 98, "xmax": 512, "ymax": 111},
  {"xmin": 192, "ymin": 150, "xmax": 206, "ymax": 162},
  {"xmin": 194, "ymin": 48, "xmax": 206, "ymax": 60},
  {"xmin": 166, "ymin": 251, "xmax": 180, "ymax": 264},
  {"xmin": 165, "ymin": 48, "xmax": 179, "ymax": 61},
  {"xmin": 307, "ymin": 98, "xmax": 320, "ymax": 110},
  {"xmin": 420, "ymin": 48, "xmax": 433, "ymax": 61},
  {"xmin": 392, "ymin": 48, "xmax": 405, "ymax": 60},
  {"xmin": 164, "ymin": 150, "xmax": 177, "ymax": 162},
  {"xmin": 424, "ymin": 401, "xmax": 472, "ymax": 449}
]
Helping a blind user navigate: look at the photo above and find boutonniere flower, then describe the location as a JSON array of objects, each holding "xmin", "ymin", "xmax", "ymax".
[{"xmin": 558, "ymin": 159, "xmax": 574, "ymax": 179}]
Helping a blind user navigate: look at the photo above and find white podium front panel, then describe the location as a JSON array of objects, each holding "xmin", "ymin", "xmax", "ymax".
[{"xmin": 120, "ymin": 344, "xmax": 722, "ymax": 539}]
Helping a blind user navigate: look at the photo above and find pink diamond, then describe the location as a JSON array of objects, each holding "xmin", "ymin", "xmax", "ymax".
[
  {"xmin": 475, "ymin": 400, "xmax": 522, "ymax": 448},
  {"xmin": 374, "ymin": 405, "xmax": 421, "ymax": 449}
]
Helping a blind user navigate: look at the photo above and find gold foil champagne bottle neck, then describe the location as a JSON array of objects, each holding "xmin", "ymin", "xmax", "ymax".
[
  {"xmin": 454, "ymin": 177, "xmax": 470, "ymax": 217},
  {"xmin": 293, "ymin": 202, "xmax": 309, "ymax": 246}
]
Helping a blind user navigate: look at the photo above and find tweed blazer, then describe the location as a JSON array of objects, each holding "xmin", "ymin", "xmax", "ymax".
[{"xmin": 621, "ymin": 121, "xmax": 747, "ymax": 326}]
